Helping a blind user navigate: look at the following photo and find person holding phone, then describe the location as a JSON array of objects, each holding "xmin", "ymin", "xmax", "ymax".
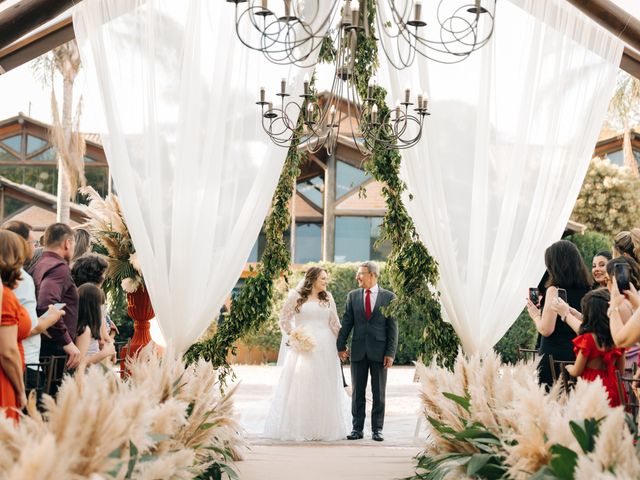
[{"xmin": 526, "ymin": 240, "xmax": 591, "ymax": 389}]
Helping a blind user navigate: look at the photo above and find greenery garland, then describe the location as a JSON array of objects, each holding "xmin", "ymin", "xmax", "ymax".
[
  {"xmin": 186, "ymin": 0, "xmax": 460, "ymax": 375},
  {"xmin": 351, "ymin": 0, "xmax": 460, "ymax": 368},
  {"xmin": 184, "ymin": 122, "xmax": 304, "ymax": 383}
]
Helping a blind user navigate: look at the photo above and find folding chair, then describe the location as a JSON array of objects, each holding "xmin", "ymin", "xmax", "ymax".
[
  {"xmin": 44, "ymin": 355, "xmax": 69, "ymax": 397},
  {"xmin": 549, "ymin": 355, "xmax": 575, "ymax": 394},
  {"xmin": 616, "ymin": 371, "xmax": 640, "ymax": 421},
  {"xmin": 516, "ymin": 347, "xmax": 538, "ymax": 362}
]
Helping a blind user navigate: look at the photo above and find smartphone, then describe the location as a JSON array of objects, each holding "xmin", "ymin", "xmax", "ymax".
[
  {"xmin": 557, "ymin": 288, "xmax": 568, "ymax": 303},
  {"xmin": 528, "ymin": 288, "xmax": 540, "ymax": 305},
  {"xmin": 53, "ymin": 303, "xmax": 66, "ymax": 310},
  {"xmin": 615, "ymin": 263, "xmax": 631, "ymax": 292}
]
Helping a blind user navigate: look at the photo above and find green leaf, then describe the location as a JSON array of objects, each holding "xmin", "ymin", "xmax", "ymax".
[
  {"xmin": 466, "ymin": 454, "xmax": 492, "ymax": 475},
  {"xmin": 548, "ymin": 444, "xmax": 579, "ymax": 478},
  {"xmin": 442, "ymin": 391, "xmax": 471, "ymax": 412}
]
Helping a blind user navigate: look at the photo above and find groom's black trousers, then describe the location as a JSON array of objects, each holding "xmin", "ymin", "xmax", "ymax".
[{"xmin": 351, "ymin": 354, "xmax": 387, "ymax": 433}]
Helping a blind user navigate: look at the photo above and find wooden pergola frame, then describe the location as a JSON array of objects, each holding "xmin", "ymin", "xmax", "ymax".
[{"xmin": 1, "ymin": 0, "xmax": 639, "ymax": 79}]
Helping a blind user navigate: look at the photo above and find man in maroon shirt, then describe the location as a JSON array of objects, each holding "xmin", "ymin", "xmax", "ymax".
[{"xmin": 29, "ymin": 223, "xmax": 81, "ymax": 387}]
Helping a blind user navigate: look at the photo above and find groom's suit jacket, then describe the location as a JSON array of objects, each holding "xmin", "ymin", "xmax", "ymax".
[{"xmin": 337, "ymin": 287, "xmax": 398, "ymax": 363}]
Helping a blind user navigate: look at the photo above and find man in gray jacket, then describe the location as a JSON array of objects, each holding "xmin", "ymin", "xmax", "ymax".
[{"xmin": 337, "ymin": 261, "xmax": 398, "ymax": 442}]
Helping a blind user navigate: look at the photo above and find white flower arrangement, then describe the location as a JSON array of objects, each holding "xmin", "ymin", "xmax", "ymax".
[{"xmin": 287, "ymin": 326, "xmax": 316, "ymax": 353}]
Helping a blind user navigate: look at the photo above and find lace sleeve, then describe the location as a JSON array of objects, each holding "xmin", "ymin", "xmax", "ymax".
[
  {"xmin": 279, "ymin": 289, "xmax": 299, "ymax": 334},
  {"xmin": 327, "ymin": 292, "xmax": 341, "ymax": 337}
]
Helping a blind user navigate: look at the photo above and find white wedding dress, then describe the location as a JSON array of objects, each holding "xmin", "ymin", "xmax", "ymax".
[{"xmin": 264, "ymin": 290, "xmax": 350, "ymax": 441}]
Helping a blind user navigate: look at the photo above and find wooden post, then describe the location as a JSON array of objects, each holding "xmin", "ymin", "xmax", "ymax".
[{"xmin": 323, "ymin": 152, "xmax": 336, "ymax": 261}]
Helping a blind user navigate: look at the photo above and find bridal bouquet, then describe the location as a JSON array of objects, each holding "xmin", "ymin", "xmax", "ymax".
[{"xmin": 287, "ymin": 326, "xmax": 316, "ymax": 353}]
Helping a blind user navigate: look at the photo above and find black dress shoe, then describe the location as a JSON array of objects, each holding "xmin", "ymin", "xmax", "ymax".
[
  {"xmin": 372, "ymin": 431, "xmax": 384, "ymax": 442},
  {"xmin": 346, "ymin": 430, "xmax": 363, "ymax": 440}
]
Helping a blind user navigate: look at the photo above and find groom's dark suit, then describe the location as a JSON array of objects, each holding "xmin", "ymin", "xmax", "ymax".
[{"xmin": 337, "ymin": 286, "xmax": 398, "ymax": 435}]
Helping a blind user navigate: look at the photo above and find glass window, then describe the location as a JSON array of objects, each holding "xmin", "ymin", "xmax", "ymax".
[
  {"xmin": 336, "ymin": 160, "xmax": 370, "ymax": 198},
  {"xmin": 24, "ymin": 166, "xmax": 58, "ymax": 194},
  {"xmin": 605, "ymin": 149, "xmax": 624, "ymax": 167},
  {"xmin": 26, "ymin": 135, "xmax": 48, "ymax": 155},
  {"xmin": 0, "ymin": 146, "xmax": 18, "ymax": 163},
  {"xmin": 84, "ymin": 155, "xmax": 97, "ymax": 164},
  {"xmin": 297, "ymin": 175, "xmax": 324, "ymax": 209},
  {"xmin": 3, "ymin": 196, "xmax": 29, "ymax": 218},
  {"xmin": 0, "ymin": 135, "xmax": 22, "ymax": 154},
  {"xmin": 77, "ymin": 167, "xmax": 109, "ymax": 204},
  {"xmin": 247, "ymin": 228, "xmax": 290, "ymax": 262},
  {"xmin": 334, "ymin": 216, "xmax": 390, "ymax": 262},
  {"xmin": 294, "ymin": 222, "xmax": 322, "ymax": 264},
  {"xmin": 0, "ymin": 165, "xmax": 25, "ymax": 184},
  {"xmin": 31, "ymin": 148, "xmax": 57, "ymax": 162},
  {"xmin": 634, "ymin": 149, "xmax": 640, "ymax": 167}
]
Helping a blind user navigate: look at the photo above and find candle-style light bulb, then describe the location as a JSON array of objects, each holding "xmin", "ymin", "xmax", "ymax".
[
  {"xmin": 330, "ymin": 105, "xmax": 337, "ymax": 125},
  {"xmin": 422, "ymin": 96, "xmax": 429, "ymax": 110},
  {"xmin": 368, "ymin": 77, "xmax": 376, "ymax": 99},
  {"xmin": 262, "ymin": 0, "xmax": 268, "ymax": 10},
  {"xmin": 352, "ymin": 1, "xmax": 359, "ymax": 27},
  {"xmin": 404, "ymin": 87, "xmax": 411, "ymax": 104},
  {"xmin": 417, "ymin": 92, "xmax": 423, "ymax": 109},
  {"xmin": 395, "ymin": 101, "xmax": 401, "ymax": 121},
  {"xmin": 260, "ymin": 87, "xmax": 265, "ymax": 103},
  {"xmin": 303, "ymin": 74, "xmax": 310, "ymax": 95},
  {"xmin": 371, "ymin": 104, "xmax": 378, "ymax": 123},
  {"xmin": 281, "ymin": 78, "xmax": 287, "ymax": 95},
  {"xmin": 414, "ymin": 0, "xmax": 422, "ymax": 22},
  {"xmin": 343, "ymin": 0, "xmax": 352, "ymax": 25}
]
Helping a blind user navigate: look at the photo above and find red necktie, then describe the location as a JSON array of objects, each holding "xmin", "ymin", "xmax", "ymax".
[{"xmin": 365, "ymin": 289, "xmax": 372, "ymax": 320}]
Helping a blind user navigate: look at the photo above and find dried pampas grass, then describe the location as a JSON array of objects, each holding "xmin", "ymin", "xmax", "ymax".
[
  {"xmin": 415, "ymin": 352, "xmax": 640, "ymax": 479},
  {"xmin": 0, "ymin": 346, "xmax": 243, "ymax": 480}
]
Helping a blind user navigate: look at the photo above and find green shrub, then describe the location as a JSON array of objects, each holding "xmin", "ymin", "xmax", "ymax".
[
  {"xmin": 239, "ymin": 261, "xmax": 426, "ymax": 365},
  {"xmin": 494, "ymin": 309, "xmax": 538, "ymax": 364},
  {"xmin": 566, "ymin": 230, "xmax": 613, "ymax": 267}
]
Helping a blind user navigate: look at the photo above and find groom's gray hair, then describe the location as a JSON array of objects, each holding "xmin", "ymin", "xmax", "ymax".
[{"xmin": 360, "ymin": 261, "xmax": 379, "ymax": 277}]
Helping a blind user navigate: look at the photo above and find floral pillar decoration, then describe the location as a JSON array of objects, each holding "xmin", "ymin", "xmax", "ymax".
[{"xmin": 81, "ymin": 186, "xmax": 153, "ymax": 357}]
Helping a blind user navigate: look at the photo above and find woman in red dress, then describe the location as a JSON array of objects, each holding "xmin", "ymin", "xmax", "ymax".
[
  {"xmin": 0, "ymin": 231, "xmax": 32, "ymax": 421},
  {"xmin": 566, "ymin": 288, "xmax": 626, "ymax": 407}
]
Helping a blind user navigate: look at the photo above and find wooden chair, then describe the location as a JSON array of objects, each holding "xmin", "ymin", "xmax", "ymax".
[
  {"xmin": 616, "ymin": 371, "xmax": 640, "ymax": 421},
  {"xmin": 24, "ymin": 357, "xmax": 51, "ymax": 402},
  {"xmin": 549, "ymin": 355, "xmax": 575, "ymax": 394},
  {"xmin": 516, "ymin": 347, "xmax": 538, "ymax": 362},
  {"xmin": 44, "ymin": 355, "xmax": 69, "ymax": 396}
]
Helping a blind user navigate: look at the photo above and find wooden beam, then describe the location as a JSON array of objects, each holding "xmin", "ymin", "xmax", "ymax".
[
  {"xmin": 0, "ymin": 0, "xmax": 77, "ymax": 50},
  {"xmin": 621, "ymin": 47, "xmax": 640, "ymax": 80},
  {"xmin": 0, "ymin": 17, "xmax": 73, "ymax": 74}
]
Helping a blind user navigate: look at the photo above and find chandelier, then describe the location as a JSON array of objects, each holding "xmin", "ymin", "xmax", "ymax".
[
  {"xmin": 227, "ymin": 0, "xmax": 496, "ymax": 68},
  {"xmin": 255, "ymin": 1, "xmax": 430, "ymax": 155}
]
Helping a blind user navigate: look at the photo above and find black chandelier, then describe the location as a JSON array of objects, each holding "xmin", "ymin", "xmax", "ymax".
[
  {"xmin": 255, "ymin": 2, "xmax": 429, "ymax": 156},
  {"xmin": 227, "ymin": 0, "xmax": 496, "ymax": 68}
]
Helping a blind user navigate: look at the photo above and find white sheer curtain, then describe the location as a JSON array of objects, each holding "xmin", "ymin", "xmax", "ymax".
[
  {"xmin": 73, "ymin": 1, "xmax": 322, "ymax": 352},
  {"xmin": 378, "ymin": 0, "xmax": 623, "ymax": 354}
]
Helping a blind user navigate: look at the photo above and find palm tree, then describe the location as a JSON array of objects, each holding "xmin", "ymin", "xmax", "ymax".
[
  {"xmin": 607, "ymin": 71, "xmax": 640, "ymax": 177},
  {"xmin": 31, "ymin": 40, "xmax": 86, "ymax": 223}
]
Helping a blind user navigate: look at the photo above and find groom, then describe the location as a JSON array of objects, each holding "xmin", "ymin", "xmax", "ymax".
[{"xmin": 337, "ymin": 261, "xmax": 398, "ymax": 442}]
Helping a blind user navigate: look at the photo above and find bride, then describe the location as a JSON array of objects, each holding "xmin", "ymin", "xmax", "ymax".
[{"xmin": 264, "ymin": 267, "xmax": 350, "ymax": 441}]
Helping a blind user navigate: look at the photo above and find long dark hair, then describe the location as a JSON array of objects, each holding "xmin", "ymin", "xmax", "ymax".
[
  {"xmin": 295, "ymin": 266, "xmax": 329, "ymax": 313},
  {"xmin": 606, "ymin": 256, "xmax": 640, "ymax": 289},
  {"xmin": 77, "ymin": 283, "xmax": 105, "ymax": 340},
  {"xmin": 579, "ymin": 288, "xmax": 614, "ymax": 350},
  {"xmin": 544, "ymin": 240, "xmax": 591, "ymax": 289}
]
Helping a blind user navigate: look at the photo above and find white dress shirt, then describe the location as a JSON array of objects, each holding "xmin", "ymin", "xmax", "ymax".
[
  {"xmin": 363, "ymin": 283, "xmax": 379, "ymax": 313},
  {"xmin": 14, "ymin": 269, "xmax": 40, "ymax": 367}
]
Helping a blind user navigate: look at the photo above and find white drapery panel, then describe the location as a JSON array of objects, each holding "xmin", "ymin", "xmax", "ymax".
[
  {"xmin": 378, "ymin": 0, "xmax": 623, "ymax": 354},
  {"xmin": 73, "ymin": 1, "xmax": 321, "ymax": 352}
]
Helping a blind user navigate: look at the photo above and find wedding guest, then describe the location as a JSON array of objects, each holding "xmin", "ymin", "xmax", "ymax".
[
  {"xmin": 71, "ymin": 254, "xmax": 117, "ymax": 341},
  {"xmin": 2, "ymin": 221, "xmax": 66, "ymax": 396},
  {"xmin": 29, "ymin": 223, "xmax": 81, "ymax": 395},
  {"xmin": 566, "ymin": 289, "xmax": 625, "ymax": 407},
  {"xmin": 71, "ymin": 228, "xmax": 92, "ymax": 265},
  {"xmin": 527, "ymin": 240, "xmax": 591, "ymax": 389},
  {"xmin": 76, "ymin": 284, "xmax": 115, "ymax": 365},
  {"xmin": 613, "ymin": 229, "xmax": 640, "ymax": 262},
  {"xmin": 591, "ymin": 251, "xmax": 612, "ymax": 288},
  {"xmin": 0, "ymin": 231, "xmax": 30, "ymax": 420}
]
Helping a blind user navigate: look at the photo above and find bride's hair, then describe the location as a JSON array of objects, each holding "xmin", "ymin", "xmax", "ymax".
[{"xmin": 295, "ymin": 266, "xmax": 329, "ymax": 313}]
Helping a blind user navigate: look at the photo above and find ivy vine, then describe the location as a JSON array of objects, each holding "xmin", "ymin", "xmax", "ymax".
[
  {"xmin": 185, "ymin": 0, "xmax": 460, "ymax": 376},
  {"xmin": 351, "ymin": 0, "xmax": 460, "ymax": 369}
]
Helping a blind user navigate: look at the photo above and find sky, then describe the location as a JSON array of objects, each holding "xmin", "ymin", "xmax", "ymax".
[{"xmin": 0, "ymin": 0, "xmax": 639, "ymax": 133}]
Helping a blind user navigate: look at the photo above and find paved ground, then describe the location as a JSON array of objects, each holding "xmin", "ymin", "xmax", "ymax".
[{"xmin": 229, "ymin": 365, "xmax": 426, "ymax": 480}]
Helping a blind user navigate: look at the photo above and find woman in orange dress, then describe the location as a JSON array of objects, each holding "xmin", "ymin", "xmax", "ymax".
[
  {"xmin": 566, "ymin": 288, "xmax": 626, "ymax": 407},
  {"xmin": 0, "ymin": 230, "xmax": 32, "ymax": 421}
]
